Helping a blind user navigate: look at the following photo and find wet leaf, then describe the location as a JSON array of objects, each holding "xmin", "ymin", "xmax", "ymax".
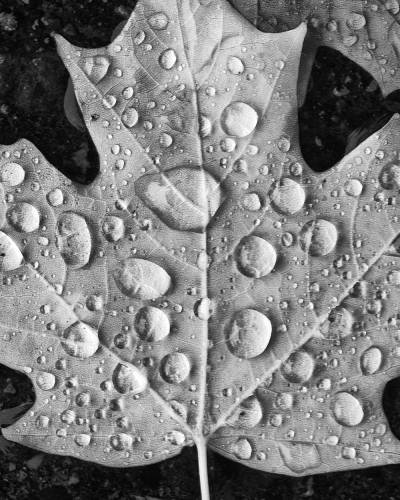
[
  {"xmin": 231, "ymin": 0, "xmax": 400, "ymax": 101},
  {"xmin": 2, "ymin": 0, "xmax": 400, "ymax": 497}
]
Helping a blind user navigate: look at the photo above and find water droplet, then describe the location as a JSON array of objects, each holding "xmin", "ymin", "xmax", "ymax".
[
  {"xmin": 7, "ymin": 203, "xmax": 40, "ymax": 233},
  {"xmin": 241, "ymin": 193, "xmax": 262, "ymax": 211},
  {"xmin": 386, "ymin": 0, "xmax": 400, "ymax": 14},
  {"xmin": 0, "ymin": 162, "xmax": 25, "ymax": 186},
  {"xmin": 83, "ymin": 56, "xmax": 110, "ymax": 83},
  {"xmin": 148, "ymin": 12, "xmax": 169, "ymax": 30},
  {"xmin": 227, "ymin": 56, "xmax": 244, "ymax": 75},
  {"xmin": 380, "ymin": 163, "xmax": 400, "ymax": 189},
  {"xmin": 220, "ymin": 137, "xmax": 236, "ymax": 153},
  {"xmin": 227, "ymin": 309, "xmax": 272, "ymax": 359},
  {"xmin": 345, "ymin": 179, "xmax": 363, "ymax": 197},
  {"xmin": 75, "ymin": 434, "xmax": 91, "ymax": 447},
  {"xmin": 113, "ymin": 258, "xmax": 171, "ymax": 300},
  {"xmin": 110, "ymin": 433, "xmax": 133, "ymax": 451},
  {"xmin": 113, "ymin": 363, "xmax": 147, "ymax": 395},
  {"xmin": 388, "ymin": 269, "xmax": 400, "ymax": 285},
  {"xmin": 229, "ymin": 396, "xmax": 263, "ymax": 428},
  {"xmin": 36, "ymin": 415, "xmax": 50, "ymax": 428},
  {"xmin": 342, "ymin": 446, "xmax": 356, "ymax": 459},
  {"xmin": 343, "ymin": 35, "xmax": 358, "ymax": 47},
  {"xmin": 159, "ymin": 48, "xmax": 177, "ymax": 70},
  {"xmin": 232, "ymin": 438, "xmax": 253, "ymax": 460},
  {"xmin": 235, "ymin": 235, "xmax": 277, "ymax": 278},
  {"xmin": 277, "ymin": 134, "xmax": 291, "ymax": 152},
  {"xmin": 300, "ymin": 219, "xmax": 338, "ymax": 256},
  {"xmin": 47, "ymin": 188, "xmax": 64, "ymax": 207},
  {"xmin": 135, "ymin": 167, "xmax": 222, "ymax": 232},
  {"xmin": 61, "ymin": 409, "xmax": 76, "ymax": 424},
  {"xmin": 276, "ymin": 392, "xmax": 293, "ymax": 410},
  {"xmin": 271, "ymin": 178, "xmax": 305, "ymax": 215},
  {"xmin": 57, "ymin": 212, "xmax": 92, "ymax": 269},
  {"xmin": 165, "ymin": 430, "xmax": 186, "ymax": 445},
  {"xmin": 160, "ymin": 132, "xmax": 173, "ymax": 148},
  {"xmin": 221, "ymin": 102, "xmax": 258, "ymax": 138},
  {"xmin": 135, "ymin": 306, "xmax": 170, "ymax": 341},
  {"xmin": 194, "ymin": 298, "xmax": 214, "ymax": 321},
  {"xmin": 102, "ymin": 95, "xmax": 117, "ymax": 109},
  {"xmin": 332, "ymin": 392, "xmax": 364, "ymax": 426},
  {"xmin": 61, "ymin": 321, "xmax": 99, "ymax": 359},
  {"xmin": 327, "ymin": 307, "xmax": 353, "ymax": 338},
  {"xmin": 86, "ymin": 295, "xmax": 103, "ymax": 311},
  {"xmin": 282, "ymin": 350, "xmax": 314, "ymax": 383},
  {"xmin": 0, "ymin": 231, "xmax": 23, "ymax": 271},
  {"xmin": 200, "ymin": 116, "xmax": 212, "ymax": 137},
  {"xmin": 123, "ymin": 86, "xmax": 134, "ymax": 99},
  {"xmin": 347, "ymin": 13, "xmax": 366, "ymax": 30},
  {"xmin": 279, "ymin": 443, "xmax": 321, "ymax": 473},
  {"xmin": 102, "ymin": 216, "xmax": 125, "ymax": 242},
  {"xmin": 361, "ymin": 346, "xmax": 382, "ymax": 375},
  {"xmin": 36, "ymin": 371, "xmax": 56, "ymax": 391},
  {"xmin": 122, "ymin": 108, "xmax": 139, "ymax": 128},
  {"xmin": 160, "ymin": 352, "xmax": 191, "ymax": 384}
]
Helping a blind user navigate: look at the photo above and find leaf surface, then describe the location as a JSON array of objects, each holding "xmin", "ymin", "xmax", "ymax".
[
  {"xmin": 231, "ymin": 0, "xmax": 400, "ymax": 99},
  {"xmin": 2, "ymin": 0, "xmax": 400, "ymax": 495}
]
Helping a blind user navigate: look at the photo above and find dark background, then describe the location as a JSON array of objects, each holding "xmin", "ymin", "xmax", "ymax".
[{"xmin": 0, "ymin": 1, "xmax": 400, "ymax": 498}]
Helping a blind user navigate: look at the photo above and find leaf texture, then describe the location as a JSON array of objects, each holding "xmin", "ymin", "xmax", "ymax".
[
  {"xmin": 1, "ymin": 0, "xmax": 400, "ymax": 493},
  {"xmin": 231, "ymin": 0, "xmax": 400, "ymax": 99}
]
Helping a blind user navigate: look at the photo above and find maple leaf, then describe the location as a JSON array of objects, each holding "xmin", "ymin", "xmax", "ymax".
[
  {"xmin": 2, "ymin": 1, "xmax": 400, "ymax": 498},
  {"xmin": 231, "ymin": 0, "xmax": 400, "ymax": 103}
]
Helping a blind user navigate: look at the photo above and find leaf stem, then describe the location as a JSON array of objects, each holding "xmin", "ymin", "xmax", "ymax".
[{"xmin": 196, "ymin": 438, "xmax": 210, "ymax": 500}]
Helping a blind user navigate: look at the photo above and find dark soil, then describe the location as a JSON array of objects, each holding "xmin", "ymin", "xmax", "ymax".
[{"xmin": 0, "ymin": 1, "xmax": 400, "ymax": 499}]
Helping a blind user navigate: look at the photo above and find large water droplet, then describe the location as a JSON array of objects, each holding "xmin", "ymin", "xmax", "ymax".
[
  {"xmin": 361, "ymin": 346, "xmax": 382, "ymax": 375},
  {"xmin": 345, "ymin": 179, "xmax": 363, "ymax": 197},
  {"xmin": 75, "ymin": 434, "xmax": 91, "ymax": 447},
  {"xmin": 160, "ymin": 352, "xmax": 191, "ymax": 384},
  {"xmin": 194, "ymin": 298, "xmax": 214, "ymax": 321},
  {"xmin": 0, "ymin": 162, "xmax": 25, "ymax": 186},
  {"xmin": 102, "ymin": 216, "xmax": 125, "ymax": 242},
  {"xmin": 333, "ymin": 392, "xmax": 364, "ymax": 426},
  {"xmin": 148, "ymin": 12, "xmax": 169, "ymax": 30},
  {"xmin": 270, "ymin": 178, "xmax": 305, "ymax": 215},
  {"xmin": 347, "ymin": 12, "xmax": 366, "ymax": 30},
  {"xmin": 227, "ymin": 309, "xmax": 272, "ymax": 359},
  {"xmin": 110, "ymin": 433, "xmax": 133, "ymax": 451},
  {"xmin": 0, "ymin": 231, "xmax": 23, "ymax": 271},
  {"xmin": 135, "ymin": 167, "xmax": 222, "ymax": 232},
  {"xmin": 122, "ymin": 107, "xmax": 139, "ymax": 128},
  {"xmin": 281, "ymin": 350, "xmax": 314, "ymax": 383},
  {"xmin": 57, "ymin": 212, "xmax": 92, "ymax": 269},
  {"xmin": 279, "ymin": 443, "xmax": 321, "ymax": 473},
  {"xmin": 113, "ymin": 363, "xmax": 147, "ymax": 395},
  {"xmin": 36, "ymin": 371, "xmax": 56, "ymax": 391},
  {"xmin": 61, "ymin": 321, "xmax": 99, "ymax": 359},
  {"xmin": 83, "ymin": 56, "xmax": 110, "ymax": 83},
  {"xmin": 159, "ymin": 49, "xmax": 177, "ymax": 70},
  {"xmin": 113, "ymin": 258, "xmax": 171, "ymax": 300},
  {"xmin": 135, "ymin": 306, "xmax": 170, "ymax": 342},
  {"xmin": 235, "ymin": 235, "xmax": 277, "ymax": 278},
  {"xmin": 7, "ymin": 203, "xmax": 40, "ymax": 233},
  {"xmin": 232, "ymin": 438, "xmax": 253, "ymax": 460},
  {"xmin": 327, "ymin": 307, "xmax": 353, "ymax": 338},
  {"xmin": 380, "ymin": 163, "xmax": 400, "ymax": 189},
  {"xmin": 221, "ymin": 102, "xmax": 258, "ymax": 138},
  {"xmin": 228, "ymin": 395, "xmax": 263, "ymax": 428},
  {"xmin": 300, "ymin": 219, "xmax": 338, "ymax": 256},
  {"xmin": 227, "ymin": 56, "xmax": 245, "ymax": 75}
]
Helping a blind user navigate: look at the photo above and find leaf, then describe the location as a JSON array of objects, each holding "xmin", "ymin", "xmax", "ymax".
[
  {"xmin": 231, "ymin": 0, "xmax": 400, "ymax": 101},
  {"xmin": 2, "ymin": 0, "xmax": 400, "ymax": 498}
]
